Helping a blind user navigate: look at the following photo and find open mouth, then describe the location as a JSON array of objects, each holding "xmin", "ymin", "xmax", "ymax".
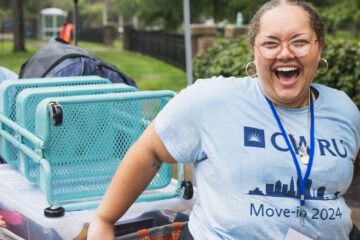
[{"xmin": 274, "ymin": 67, "xmax": 300, "ymax": 86}]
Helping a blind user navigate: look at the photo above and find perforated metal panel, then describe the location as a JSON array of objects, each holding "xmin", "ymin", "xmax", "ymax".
[
  {"xmin": 35, "ymin": 91, "xmax": 174, "ymax": 203},
  {"xmin": 15, "ymin": 83, "xmax": 137, "ymax": 182},
  {"xmin": 0, "ymin": 76, "xmax": 111, "ymax": 166}
]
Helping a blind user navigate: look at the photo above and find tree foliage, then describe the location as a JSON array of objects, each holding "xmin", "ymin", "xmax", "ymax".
[
  {"xmin": 2, "ymin": 0, "xmax": 357, "ymax": 34},
  {"xmin": 136, "ymin": 0, "xmax": 184, "ymax": 31},
  {"xmin": 78, "ymin": 1, "xmax": 105, "ymax": 27},
  {"xmin": 115, "ymin": 0, "xmax": 140, "ymax": 22},
  {"xmin": 121, "ymin": 0, "xmax": 359, "ymax": 36},
  {"xmin": 0, "ymin": 0, "xmax": 12, "ymax": 17},
  {"xmin": 132, "ymin": 0, "xmax": 266, "ymax": 31},
  {"xmin": 321, "ymin": 0, "xmax": 360, "ymax": 37},
  {"xmin": 23, "ymin": 0, "xmax": 52, "ymax": 17},
  {"xmin": 227, "ymin": 0, "xmax": 267, "ymax": 24},
  {"xmin": 193, "ymin": 36, "xmax": 252, "ymax": 80},
  {"xmin": 315, "ymin": 38, "xmax": 360, "ymax": 107}
]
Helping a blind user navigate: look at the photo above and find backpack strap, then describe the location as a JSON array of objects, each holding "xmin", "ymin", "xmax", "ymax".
[{"xmin": 92, "ymin": 60, "xmax": 136, "ymax": 87}]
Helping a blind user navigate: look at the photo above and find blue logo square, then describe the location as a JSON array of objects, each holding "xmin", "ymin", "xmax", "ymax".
[{"xmin": 244, "ymin": 126, "xmax": 265, "ymax": 148}]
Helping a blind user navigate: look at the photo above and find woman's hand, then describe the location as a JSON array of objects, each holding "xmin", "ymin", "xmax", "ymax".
[
  {"xmin": 87, "ymin": 214, "xmax": 114, "ymax": 240},
  {"xmin": 0, "ymin": 215, "xmax": 6, "ymax": 228}
]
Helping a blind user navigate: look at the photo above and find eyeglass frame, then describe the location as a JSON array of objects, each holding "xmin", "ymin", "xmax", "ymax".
[{"xmin": 254, "ymin": 35, "xmax": 319, "ymax": 59}]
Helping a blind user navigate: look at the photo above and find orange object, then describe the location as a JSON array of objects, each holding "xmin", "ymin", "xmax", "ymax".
[
  {"xmin": 60, "ymin": 23, "xmax": 74, "ymax": 44},
  {"xmin": 136, "ymin": 222, "xmax": 183, "ymax": 240}
]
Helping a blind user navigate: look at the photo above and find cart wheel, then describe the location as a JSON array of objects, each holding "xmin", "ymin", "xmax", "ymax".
[
  {"xmin": 181, "ymin": 181, "xmax": 193, "ymax": 200},
  {"xmin": 44, "ymin": 205, "xmax": 65, "ymax": 218},
  {"xmin": 47, "ymin": 101, "xmax": 63, "ymax": 126}
]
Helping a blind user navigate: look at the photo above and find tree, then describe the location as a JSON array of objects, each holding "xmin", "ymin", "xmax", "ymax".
[
  {"xmin": 226, "ymin": 0, "xmax": 267, "ymax": 24},
  {"xmin": 23, "ymin": 0, "xmax": 52, "ymax": 17},
  {"xmin": 322, "ymin": 0, "xmax": 360, "ymax": 37},
  {"xmin": 136, "ymin": 0, "xmax": 183, "ymax": 31},
  {"xmin": 135, "ymin": 0, "xmax": 211, "ymax": 31},
  {"xmin": 115, "ymin": 0, "xmax": 140, "ymax": 23},
  {"xmin": 0, "ymin": 0, "xmax": 11, "ymax": 17},
  {"xmin": 12, "ymin": 0, "xmax": 26, "ymax": 52}
]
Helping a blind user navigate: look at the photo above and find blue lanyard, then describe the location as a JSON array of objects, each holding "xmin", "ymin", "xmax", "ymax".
[{"xmin": 265, "ymin": 91, "xmax": 315, "ymax": 209}]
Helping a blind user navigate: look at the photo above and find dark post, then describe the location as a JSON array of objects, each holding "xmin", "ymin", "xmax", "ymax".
[
  {"xmin": 104, "ymin": 24, "xmax": 114, "ymax": 47},
  {"xmin": 12, "ymin": 0, "xmax": 26, "ymax": 52},
  {"xmin": 74, "ymin": 0, "xmax": 79, "ymax": 45},
  {"xmin": 122, "ymin": 24, "xmax": 133, "ymax": 50}
]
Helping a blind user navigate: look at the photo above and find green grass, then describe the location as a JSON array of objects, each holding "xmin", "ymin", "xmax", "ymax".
[
  {"xmin": 0, "ymin": 41, "xmax": 39, "ymax": 74},
  {"xmin": 0, "ymin": 39, "xmax": 187, "ymax": 91},
  {"xmin": 95, "ymin": 50, "xmax": 186, "ymax": 91}
]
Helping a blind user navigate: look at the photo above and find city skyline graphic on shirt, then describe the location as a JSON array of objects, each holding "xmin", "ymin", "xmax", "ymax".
[{"xmin": 248, "ymin": 177, "xmax": 340, "ymax": 200}]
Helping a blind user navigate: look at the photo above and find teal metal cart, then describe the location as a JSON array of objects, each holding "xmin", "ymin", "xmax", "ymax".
[{"xmin": 0, "ymin": 81, "xmax": 193, "ymax": 215}]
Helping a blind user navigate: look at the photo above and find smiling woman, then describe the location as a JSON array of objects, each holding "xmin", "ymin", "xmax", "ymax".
[
  {"xmin": 249, "ymin": 2, "xmax": 325, "ymax": 108},
  {"xmin": 87, "ymin": 1, "xmax": 360, "ymax": 240}
]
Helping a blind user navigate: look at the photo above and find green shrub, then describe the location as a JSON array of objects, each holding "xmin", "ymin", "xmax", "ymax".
[
  {"xmin": 193, "ymin": 36, "xmax": 360, "ymax": 109},
  {"xmin": 316, "ymin": 39, "xmax": 360, "ymax": 109},
  {"xmin": 193, "ymin": 36, "xmax": 252, "ymax": 80}
]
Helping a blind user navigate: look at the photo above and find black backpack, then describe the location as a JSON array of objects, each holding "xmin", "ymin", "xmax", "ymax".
[{"xmin": 19, "ymin": 37, "xmax": 137, "ymax": 88}]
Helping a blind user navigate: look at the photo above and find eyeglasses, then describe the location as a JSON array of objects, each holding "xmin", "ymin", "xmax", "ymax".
[{"xmin": 255, "ymin": 34, "xmax": 318, "ymax": 59}]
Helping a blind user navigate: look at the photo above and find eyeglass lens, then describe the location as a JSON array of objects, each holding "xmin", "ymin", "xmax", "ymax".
[{"xmin": 258, "ymin": 35, "xmax": 314, "ymax": 59}]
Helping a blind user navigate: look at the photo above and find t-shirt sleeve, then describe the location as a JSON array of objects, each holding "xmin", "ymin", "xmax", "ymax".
[
  {"xmin": 0, "ymin": 67, "xmax": 18, "ymax": 83},
  {"xmin": 347, "ymin": 94, "xmax": 360, "ymax": 156},
  {"xmin": 155, "ymin": 81, "xmax": 207, "ymax": 164},
  {"xmin": 338, "ymin": 90, "xmax": 360, "ymax": 161}
]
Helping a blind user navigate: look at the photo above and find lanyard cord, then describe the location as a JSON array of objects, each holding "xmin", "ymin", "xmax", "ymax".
[{"xmin": 265, "ymin": 91, "xmax": 315, "ymax": 207}]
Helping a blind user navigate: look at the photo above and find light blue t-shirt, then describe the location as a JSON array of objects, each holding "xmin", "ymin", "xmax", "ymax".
[{"xmin": 155, "ymin": 76, "xmax": 360, "ymax": 240}]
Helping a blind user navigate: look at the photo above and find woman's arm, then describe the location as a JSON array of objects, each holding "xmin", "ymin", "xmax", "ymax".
[{"xmin": 87, "ymin": 122, "xmax": 176, "ymax": 240}]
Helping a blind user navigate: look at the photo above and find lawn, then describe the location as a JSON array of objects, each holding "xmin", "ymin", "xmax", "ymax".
[
  {"xmin": 0, "ymin": 39, "xmax": 187, "ymax": 92},
  {"xmin": 0, "ymin": 40, "xmax": 39, "ymax": 74}
]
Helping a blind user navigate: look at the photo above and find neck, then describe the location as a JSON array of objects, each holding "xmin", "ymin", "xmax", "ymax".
[{"xmin": 267, "ymin": 90, "xmax": 314, "ymax": 109}]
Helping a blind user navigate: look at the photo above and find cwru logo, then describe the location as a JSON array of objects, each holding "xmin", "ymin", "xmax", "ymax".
[{"xmin": 244, "ymin": 126, "xmax": 265, "ymax": 148}]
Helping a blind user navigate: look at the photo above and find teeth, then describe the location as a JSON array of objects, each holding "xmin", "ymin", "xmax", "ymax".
[{"xmin": 276, "ymin": 67, "xmax": 298, "ymax": 72}]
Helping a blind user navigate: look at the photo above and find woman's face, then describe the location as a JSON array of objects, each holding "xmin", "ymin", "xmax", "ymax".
[{"xmin": 252, "ymin": 5, "xmax": 324, "ymax": 108}]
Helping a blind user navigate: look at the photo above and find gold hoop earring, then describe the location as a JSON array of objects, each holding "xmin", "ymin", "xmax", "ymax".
[
  {"xmin": 245, "ymin": 61, "xmax": 257, "ymax": 77},
  {"xmin": 317, "ymin": 57, "xmax": 328, "ymax": 75}
]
